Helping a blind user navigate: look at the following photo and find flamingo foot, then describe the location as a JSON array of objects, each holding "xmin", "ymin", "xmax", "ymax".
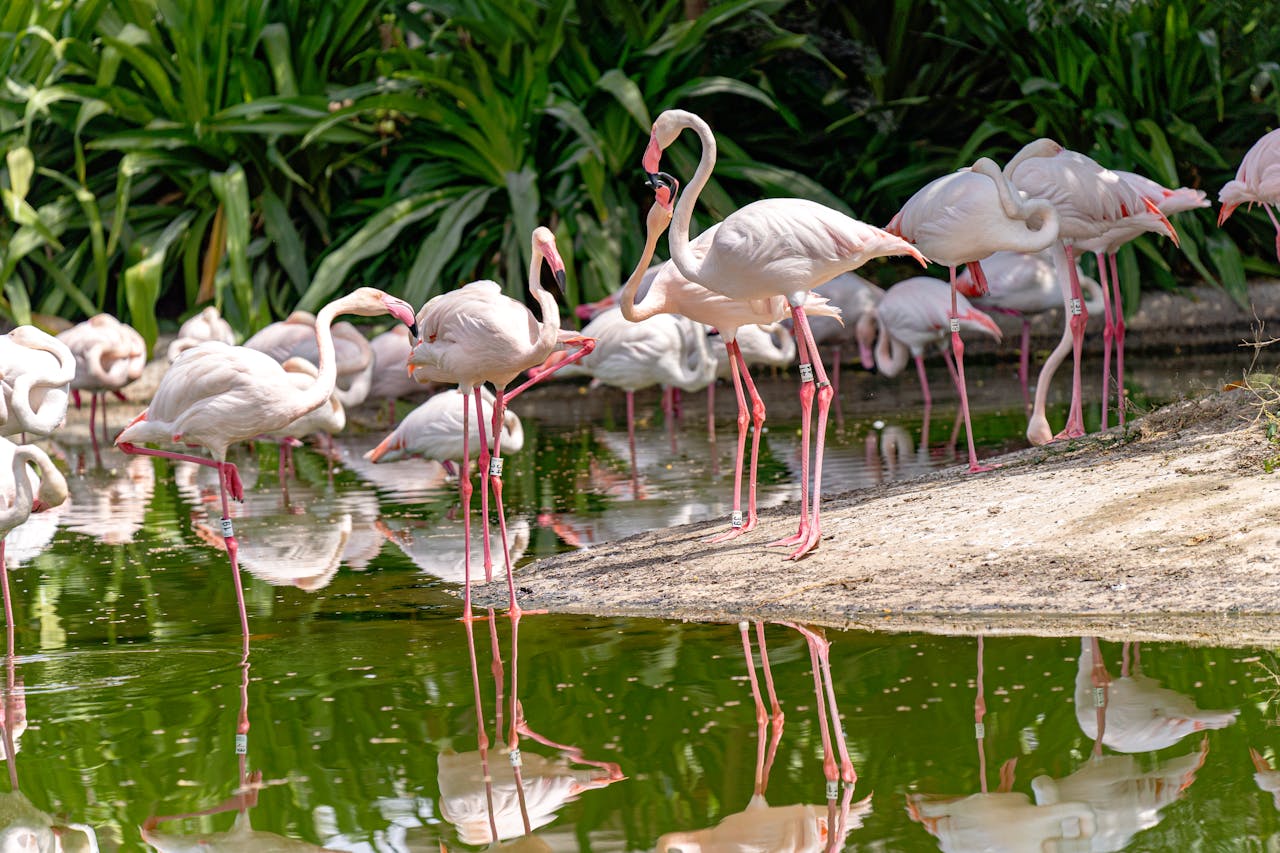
[
  {"xmin": 787, "ymin": 525, "xmax": 822, "ymax": 560},
  {"xmin": 967, "ymin": 461, "xmax": 996, "ymax": 474},
  {"xmin": 221, "ymin": 464, "xmax": 244, "ymax": 502},
  {"xmin": 1053, "ymin": 425, "xmax": 1086, "ymax": 441},
  {"xmin": 707, "ymin": 513, "xmax": 757, "ymax": 543},
  {"xmin": 767, "ymin": 528, "xmax": 806, "ymax": 548},
  {"xmin": 506, "ymin": 605, "xmax": 548, "ymax": 620},
  {"xmin": 459, "ymin": 609, "xmax": 493, "ymax": 624}
]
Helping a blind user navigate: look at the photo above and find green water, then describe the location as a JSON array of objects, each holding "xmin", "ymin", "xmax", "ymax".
[{"xmin": 4, "ymin": 356, "xmax": 1275, "ymax": 850}]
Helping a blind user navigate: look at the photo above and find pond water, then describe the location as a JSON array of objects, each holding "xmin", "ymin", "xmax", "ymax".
[{"xmin": 4, "ymin": 351, "xmax": 1275, "ymax": 850}]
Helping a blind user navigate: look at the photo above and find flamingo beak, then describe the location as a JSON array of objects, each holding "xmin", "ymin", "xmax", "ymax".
[
  {"xmin": 642, "ymin": 132, "xmax": 662, "ymax": 173},
  {"xmin": 964, "ymin": 308, "xmax": 1003, "ymax": 342},
  {"xmin": 382, "ymin": 294, "xmax": 418, "ymax": 336},
  {"xmin": 32, "ymin": 499, "xmax": 48, "ymax": 514}
]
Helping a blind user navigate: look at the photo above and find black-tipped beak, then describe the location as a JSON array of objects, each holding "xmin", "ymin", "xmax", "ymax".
[
  {"xmin": 646, "ymin": 171, "xmax": 676, "ymax": 192},
  {"xmin": 548, "ymin": 268, "xmax": 567, "ymax": 302},
  {"xmin": 408, "ymin": 321, "xmax": 418, "ymax": 339}
]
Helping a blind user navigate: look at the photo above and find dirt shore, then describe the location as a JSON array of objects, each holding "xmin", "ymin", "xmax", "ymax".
[{"xmin": 475, "ymin": 378, "xmax": 1280, "ymax": 647}]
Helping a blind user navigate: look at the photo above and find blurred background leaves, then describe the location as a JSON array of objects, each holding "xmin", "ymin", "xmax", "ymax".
[{"xmin": 1, "ymin": 0, "xmax": 1277, "ymax": 352}]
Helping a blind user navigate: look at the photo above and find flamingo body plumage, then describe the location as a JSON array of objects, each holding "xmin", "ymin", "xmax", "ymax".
[{"xmin": 0, "ymin": 327, "xmax": 76, "ymax": 438}]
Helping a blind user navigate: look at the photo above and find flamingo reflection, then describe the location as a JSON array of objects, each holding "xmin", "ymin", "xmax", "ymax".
[
  {"xmin": 656, "ymin": 622, "xmax": 870, "ymax": 853},
  {"xmin": 907, "ymin": 636, "xmax": 1096, "ymax": 851},
  {"xmin": 438, "ymin": 614, "xmax": 623, "ymax": 849}
]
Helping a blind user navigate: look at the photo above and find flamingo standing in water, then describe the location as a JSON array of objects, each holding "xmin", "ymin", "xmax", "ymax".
[
  {"xmin": 0, "ymin": 437, "xmax": 68, "ymax": 649},
  {"xmin": 1088, "ymin": 172, "xmax": 1206, "ymax": 429},
  {"xmin": 0, "ymin": 326, "xmax": 76, "ymax": 439},
  {"xmin": 408, "ymin": 227, "xmax": 593, "ymax": 619},
  {"xmin": 166, "ymin": 305, "xmax": 237, "ymax": 363},
  {"xmin": 1008, "ymin": 148, "xmax": 1175, "ymax": 445},
  {"xmin": 614, "ymin": 198, "xmax": 837, "ymax": 539},
  {"xmin": 1219, "ymin": 128, "xmax": 1280, "ymax": 262},
  {"xmin": 887, "ymin": 140, "xmax": 1062, "ymax": 471},
  {"xmin": 245, "ymin": 312, "xmax": 376, "ymax": 410},
  {"xmin": 643, "ymin": 108, "xmax": 925, "ymax": 558},
  {"xmin": 366, "ymin": 387, "xmax": 523, "ymax": 471},
  {"xmin": 871, "ymin": 277, "xmax": 1003, "ymax": 413},
  {"xmin": 116, "ymin": 287, "xmax": 416, "ymax": 638},
  {"xmin": 956, "ymin": 250, "xmax": 1103, "ymax": 411},
  {"xmin": 57, "ymin": 313, "xmax": 146, "ymax": 457}
]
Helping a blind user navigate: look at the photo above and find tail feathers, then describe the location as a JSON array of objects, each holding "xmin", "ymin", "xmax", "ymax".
[
  {"xmin": 1143, "ymin": 197, "xmax": 1179, "ymax": 247},
  {"xmin": 800, "ymin": 291, "xmax": 843, "ymax": 323}
]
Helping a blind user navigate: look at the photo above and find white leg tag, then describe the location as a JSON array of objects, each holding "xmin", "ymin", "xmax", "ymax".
[
  {"xmin": 798, "ymin": 363, "xmax": 814, "ymax": 382},
  {"xmin": 221, "ymin": 518, "xmax": 234, "ymax": 538},
  {"xmin": 950, "ymin": 318, "xmax": 960, "ymax": 333},
  {"xmin": 489, "ymin": 457, "xmax": 503, "ymax": 477},
  {"xmin": 1094, "ymin": 686, "xmax": 1106, "ymax": 708},
  {"xmin": 1070, "ymin": 297, "xmax": 1082, "ymax": 316},
  {"xmin": 974, "ymin": 722, "xmax": 985, "ymax": 739},
  {"xmin": 509, "ymin": 748, "xmax": 522, "ymax": 767},
  {"xmin": 826, "ymin": 780, "xmax": 839, "ymax": 799},
  {"xmin": 731, "ymin": 510, "xmax": 744, "ymax": 528},
  {"xmin": 235, "ymin": 734, "xmax": 248, "ymax": 754}
]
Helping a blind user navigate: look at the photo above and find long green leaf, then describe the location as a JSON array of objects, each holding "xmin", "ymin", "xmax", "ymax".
[
  {"xmin": 404, "ymin": 187, "xmax": 496, "ymax": 307},
  {"xmin": 209, "ymin": 164, "xmax": 254, "ymax": 331},
  {"xmin": 123, "ymin": 210, "xmax": 196, "ymax": 353}
]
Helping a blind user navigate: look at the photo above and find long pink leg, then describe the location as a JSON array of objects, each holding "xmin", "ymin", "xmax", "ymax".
[
  {"xmin": 755, "ymin": 622, "xmax": 784, "ymax": 782},
  {"xmin": 505, "ymin": 610, "xmax": 534, "ymax": 837},
  {"xmin": 117, "ymin": 442, "xmax": 248, "ymax": 635},
  {"xmin": 1110, "ymin": 253, "xmax": 1126, "ymax": 426},
  {"xmin": 737, "ymin": 344, "xmax": 766, "ymax": 533},
  {"xmin": 831, "ymin": 346, "xmax": 844, "ymax": 429},
  {"xmin": 489, "ymin": 611, "xmax": 504, "ymax": 736},
  {"xmin": 739, "ymin": 622, "xmax": 771, "ymax": 795},
  {"xmin": 1090, "ymin": 636, "xmax": 1110, "ymax": 756},
  {"xmin": 788, "ymin": 304, "xmax": 834, "ymax": 559},
  {"xmin": 626, "ymin": 390, "xmax": 639, "ymax": 499},
  {"xmin": 457, "ymin": 397, "xmax": 477, "ymax": 622},
  {"xmin": 787, "ymin": 623, "xmax": 846, "ymax": 798},
  {"xmin": 507, "ymin": 338, "xmax": 596, "ymax": 400},
  {"xmin": 948, "ymin": 266, "xmax": 991, "ymax": 473},
  {"xmin": 767, "ymin": 309, "xmax": 814, "ymax": 550},
  {"xmin": 473, "ymin": 390, "xmax": 494, "ymax": 583},
  {"xmin": 976, "ymin": 635, "xmax": 988, "ymax": 793},
  {"xmin": 915, "ymin": 355, "xmax": 933, "ymax": 408},
  {"xmin": 1018, "ymin": 318, "xmax": 1032, "ymax": 413},
  {"xmin": 1097, "ymin": 250, "xmax": 1114, "ymax": 430},
  {"xmin": 710, "ymin": 340, "xmax": 751, "ymax": 542},
  {"xmin": 463, "ymin": 616, "xmax": 500, "ymax": 844},
  {"xmin": 1055, "ymin": 244, "xmax": 1089, "ymax": 440},
  {"xmin": 706, "ymin": 377, "xmax": 716, "ymax": 441},
  {"xmin": 489, "ymin": 387, "xmax": 538, "ymax": 618},
  {"xmin": 0, "ymin": 541, "xmax": 11, "ymax": 656},
  {"xmin": 101, "ymin": 391, "xmax": 111, "ymax": 443}
]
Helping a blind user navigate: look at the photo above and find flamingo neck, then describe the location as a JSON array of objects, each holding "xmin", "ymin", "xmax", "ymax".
[
  {"xmin": 667, "ymin": 114, "xmax": 717, "ymax": 286},
  {"xmin": 873, "ymin": 315, "xmax": 910, "ymax": 378},
  {"xmin": 620, "ymin": 209, "xmax": 673, "ymax": 323},
  {"xmin": 528, "ymin": 246, "xmax": 562, "ymax": 357},
  {"xmin": 972, "ymin": 158, "xmax": 1061, "ymax": 249},
  {"xmin": 293, "ymin": 298, "xmax": 348, "ymax": 419}
]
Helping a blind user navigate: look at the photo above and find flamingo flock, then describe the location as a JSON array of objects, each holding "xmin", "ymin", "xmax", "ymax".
[{"xmin": 0, "ymin": 107, "xmax": 1269, "ymax": 646}]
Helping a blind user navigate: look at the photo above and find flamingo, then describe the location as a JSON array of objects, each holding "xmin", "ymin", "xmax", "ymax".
[
  {"xmin": 115, "ymin": 287, "xmax": 416, "ymax": 639},
  {"xmin": 365, "ymin": 388, "xmax": 524, "ymax": 472},
  {"xmin": 407, "ymin": 227, "xmax": 593, "ymax": 619},
  {"xmin": 1008, "ymin": 147, "xmax": 1175, "ymax": 444},
  {"xmin": 57, "ymin": 313, "xmax": 146, "ymax": 458},
  {"xmin": 0, "ymin": 437, "xmax": 68, "ymax": 650},
  {"xmin": 956, "ymin": 250, "xmax": 1103, "ymax": 410},
  {"xmin": 612, "ymin": 196, "xmax": 836, "ymax": 537},
  {"xmin": 0, "ymin": 326, "xmax": 76, "ymax": 439},
  {"xmin": 1089, "ymin": 172, "xmax": 1206, "ymax": 429},
  {"xmin": 366, "ymin": 324, "xmax": 431, "ymax": 422},
  {"xmin": 244, "ymin": 311, "xmax": 376, "ymax": 409},
  {"xmin": 871, "ymin": 277, "xmax": 1002, "ymax": 423},
  {"xmin": 887, "ymin": 140, "xmax": 1062, "ymax": 471},
  {"xmin": 643, "ymin": 108, "xmax": 926, "ymax": 558},
  {"xmin": 1219, "ymin": 127, "xmax": 1280, "ymax": 262},
  {"xmin": 166, "ymin": 305, "xmax": 236, "ymax": 363},
  {"xmin": 261, "ymin": 357, "xmax": 347, "ymax": 482}
]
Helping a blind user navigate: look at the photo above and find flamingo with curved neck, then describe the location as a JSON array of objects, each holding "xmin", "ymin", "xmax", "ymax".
[
  {"xmin": 619, "ymin": 197, "xmax": 839, "ymax": 540},
  {"xmin": 117, "ymin": 286, "xmax": 416, "ymax": 638},
  {"xmin": 0, "ymin": 327, "xmax": 76, "ymax": 439},
  {"xmin": 0, "ymin": 438, "xmax": 68, "ymax": 651},
  {"xmin": 408, "ymin": 227, "xmax": 594, "ymax": 620},
  {"xmin": 643, "ymin": 108, "xmax": 924, "ymax": 559},
  {"xmin": 886, "ymin": 140, "xmax": 1062, "ymax": 472}
]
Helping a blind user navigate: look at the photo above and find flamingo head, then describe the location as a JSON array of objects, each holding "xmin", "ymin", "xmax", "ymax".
[
  {"xmin": 341, "ymin": 288, "xmax": 417, "ymax": 337},
  {"xmin": 855, "ymin": 311, "xmax": 878, "ymax": 369},
  {"xmin": 1217, "ymin": 201, "xmax": 1238, "ymax": 226},
  {"xmin": 532, "ymin": 226, "xmax": 567, "ymax": 296}
]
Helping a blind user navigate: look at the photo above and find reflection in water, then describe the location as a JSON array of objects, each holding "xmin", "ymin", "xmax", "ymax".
[
  {"xmin": 1075, "ymin": 638, "xmax": 1238, "ymax": 753},
  {"xmin": 908, "ymin": 637, "xmax": 1096, "ymax": 851},
  {"xmin": 59, "ymin": 451, "xmax": 155, "ymax": 545},
  {"xmin": 438, "ymin": 614, "xmax": 624, "ymax": 849},
  {"xmin": 657, "ymin": 623, "xmax": 871, "ymax": 852},
  {"xmin": 378, "ymin": 517, "xmax": 529, "ymax": 585}
]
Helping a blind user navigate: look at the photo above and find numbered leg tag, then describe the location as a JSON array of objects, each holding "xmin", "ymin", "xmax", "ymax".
[
  {"xmin": 731, "ymin": 510, "xmax": 744, "ymax": 528},
  {"xmin": 826, "ymin": 780, "xmax": 839, "ymax": 800},
  {"xmin": 950, "ymin": 318, "xmax": 961, "ymax": 333},
  {"xmin": 1070, "ymin": 297, "xmax": 1082, "ymax": 316},
  {"xmin": 489, "ymin": 457, "xmax": 504, "ymax": 477},
  {"xmin": 1093, "ymin": 686, "xmax": 1106, "ymax": 708},
  {"xmin": 974, "ymin": 722, "xmax": 985, "ymax": 740},
  {"xmin": 221, "ymin": 517, "xmax": 235, "ymax": 538},
  {"xmin": 509, "ymin": 748, "xmax": 522, "ymax": 768},
  {"xmin": 235, "ymin": 734, "xmax": 248, "ymax": 754},
  {"xmin": 798, "ymin": 363, "xmax": 815, "ymax": 383}
]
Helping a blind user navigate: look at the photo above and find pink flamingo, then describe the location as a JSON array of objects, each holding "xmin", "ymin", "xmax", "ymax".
[
  {"xmin": 617, "ymin": 198, "xmax": 838, "ymax": 539},
  {"xmin": 57, "ymin": 313, "xmax": 146, "ymax": 458},
  {"xmin": 956, "ymin": 250, "xmax": 1102, "ymax": 411},
  {"xmin": 115, "ymin": 287, "xmax": 416, "ymax": 638},
  {"xmin": 245, "ymin": 311, "xmax": 376, "ymax": 410},
  {"xmin": 1219, "ymin": 127, "xmax": 1280, "ymax": 262},
  {"xmin": 807, "ymin": 272, "xmax": 884, "ymax": 398},
  {"xmin": 1008, "ymin": 148, "xmax": 1175, "ymax": 444},
  {"xmin": 0, "ymin": 437, "xmax": 68, "ymax": 650},
  {"xmin": 407, "ymin": 227, "xmax": 593, "ymax": 620},
  {"xmin": 0, "ymin": 326, "xmax": 76, "ymax": 439},
  {"xmin": 1087, "ymin": 172, "xmax": 1206, "ymax": 429},
  {"xmin": 643, "ymin": 108, "xmax": 926, "ymax": 558},
  {"xmin": 871, "ymin": 277, "xmax": 1002, "ymax": 416},
  {"xmin": 366, "ymin": 387, "xmax": 523, "ymax": 472},
  {"xmin": 367, "ymin": 324, "xmax": 431, "ymax": 422},
  {"xmin": 261, "ymin": 357, "xmax": 346, "ymax": 483},
  {"xmin": 166, "ymin": 305, "xmax": 236, "ymax": 363},
  {"xmin": 887, "ymin": 140, "xmax": 1062, "ymax": 472}
]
